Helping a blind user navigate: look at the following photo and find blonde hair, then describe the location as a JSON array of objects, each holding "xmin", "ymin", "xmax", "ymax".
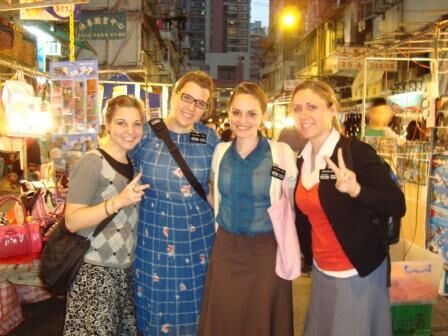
[
  {"xmin": 292, "ymin": 80, "xmax": 343, "ymax": 133},
  {"xmin": 173, "ymin": 70, "xmax": 215, "ymax": 117}
]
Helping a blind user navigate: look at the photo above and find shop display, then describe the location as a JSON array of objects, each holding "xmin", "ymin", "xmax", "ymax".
[
  {"xmin": 343, "ymin": 113, "xmax": 362, "ymax": 138},
  {"xmin": 395, "ymin": 142, "xmax": 431, "ymax": 186},
  {"xmin": 428, "ymin": 154, "xmax": 448, "ymax": 261},
  {"xmin": 1, "ymin": 75, "xmax": 49, "ymax": 137},
  {"xmin": 0, "ymin": 150, "xmax": 21, "ymax": 193},
  {"xmin": 50, "ymin": 60, "xmax": 99, "ymax": 134},
  {"xmin": 49, "ymin": 133, "xmax": 98, "ymax": 189}
]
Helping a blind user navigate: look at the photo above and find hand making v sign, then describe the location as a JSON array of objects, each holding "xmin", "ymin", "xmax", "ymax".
[{"xmin": 324, "ymin": 148, "xmax": 361, "ymax": 198}]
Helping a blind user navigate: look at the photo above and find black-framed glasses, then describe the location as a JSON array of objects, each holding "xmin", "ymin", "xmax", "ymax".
[{"xmin": 177, "ymin": 90, "xmax": 209, "ymax": 111}]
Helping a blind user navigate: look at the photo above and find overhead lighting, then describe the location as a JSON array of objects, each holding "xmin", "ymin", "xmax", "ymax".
[{"xmin": 24, "ymin": 25, "xmax": 54, "ymax": 41}]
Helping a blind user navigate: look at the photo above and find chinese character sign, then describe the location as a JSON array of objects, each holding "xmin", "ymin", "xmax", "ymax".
[{"xmin": 78, "ymin": 12, "xmax": 126, "ymax": 40}]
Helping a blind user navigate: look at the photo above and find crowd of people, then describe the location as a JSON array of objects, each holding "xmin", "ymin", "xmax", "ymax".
[{"xmin": 60, "ymin": 71, "xmax": 406, "ymax": 336}]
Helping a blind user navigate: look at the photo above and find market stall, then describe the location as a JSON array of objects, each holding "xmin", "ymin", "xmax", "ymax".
[{"xmin": 352, "ymin": 19, "xmax": 448, "ymax": 300}]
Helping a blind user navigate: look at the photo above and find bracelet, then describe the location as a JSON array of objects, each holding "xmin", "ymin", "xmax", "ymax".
[
  {"xmin": 104, "ymin": 199, "xmax": 111, "ymax": 216},
  {"xmin": 111, "ymin": 195, "xmax": 120, "ymax": 213}
]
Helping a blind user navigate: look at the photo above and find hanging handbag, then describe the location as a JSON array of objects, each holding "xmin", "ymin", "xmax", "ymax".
[
  {"xmin": 39, "ymin": 211, "xmax": 117, "ymax": 294},
  {"xmin": 0, "ymin": 194, "xmax": 41, "ymax": 260},
  {"xmin": 267, "ymin": 143, "xmax": 301, "ymax": 280},
  {"xmin": 149, "ymin": 118, "xmax": 207, "ymax": 201}
]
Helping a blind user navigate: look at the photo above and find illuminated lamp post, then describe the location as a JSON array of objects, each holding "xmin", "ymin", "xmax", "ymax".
[{"xmin": 268, "ymin": 6, "xmax": 301, "ymax": 139}]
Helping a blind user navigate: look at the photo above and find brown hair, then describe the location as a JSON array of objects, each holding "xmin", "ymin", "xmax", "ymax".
[
  {"xmin": 104, "ymin": 95, "xmax": 144, "ymax": 124},
  {"xmin": 291, "ymin": 80, "xmax": 342, "ymax": 132},
  {"xmin": 173, "ymin": 70, "xmax": 215, "ymax": 116},
  {"xmin": 228, "ymin": 81, "xmax": 268, "ymax": 113}
]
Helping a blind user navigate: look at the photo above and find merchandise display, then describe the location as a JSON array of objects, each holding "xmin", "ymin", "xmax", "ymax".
[{"xmin": 50, "ymin": 60, "xmax": 99, "ymax": 134}]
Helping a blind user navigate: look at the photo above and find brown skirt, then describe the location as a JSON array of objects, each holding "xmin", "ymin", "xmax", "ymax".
[{"xmin": 198, "ymin": 227, "xmax": 293, "ymax": 336}]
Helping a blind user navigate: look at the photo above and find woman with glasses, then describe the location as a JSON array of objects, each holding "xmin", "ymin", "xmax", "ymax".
[{"xmin": 130, "ymin": 71, "xmax": 220, "ymax": 335}]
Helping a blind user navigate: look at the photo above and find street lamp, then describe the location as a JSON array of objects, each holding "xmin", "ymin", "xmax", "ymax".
[{"xmin": 279, "ymin": 6, "xmax": 301, "ymax": 31}]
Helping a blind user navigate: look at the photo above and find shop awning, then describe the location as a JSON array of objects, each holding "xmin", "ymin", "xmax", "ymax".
[{"xmin": 351, "ymin": 70, "xmax": 384, "ymax": 100}]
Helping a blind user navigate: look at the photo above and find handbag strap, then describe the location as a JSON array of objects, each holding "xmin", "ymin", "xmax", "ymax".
[
  {"xmin": 92, "ymin": 212, "xmax": 118, "ymax": 237},
  {"xmin": 149, "ymin": 118, "xmax": 207, "ymax": 202}
]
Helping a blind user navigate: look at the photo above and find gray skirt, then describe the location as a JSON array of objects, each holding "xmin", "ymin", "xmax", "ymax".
[{"xmin": 304, "ymin": 258, "xmax": 392, "ymax": 336}]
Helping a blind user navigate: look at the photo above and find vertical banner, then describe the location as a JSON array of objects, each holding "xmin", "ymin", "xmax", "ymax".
[{"xmin": 50, "ymin": 60, "xmax": 99, "ymax": 134}]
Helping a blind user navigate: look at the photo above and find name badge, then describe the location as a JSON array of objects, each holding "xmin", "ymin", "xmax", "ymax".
[
  {"xmin": 190, "ymin": 132, "xmax": 207, "ymax": 144},
  {"xmin": 271, "ymin": 166, "xmax": 286, "ymax": 180},
  {"xmin": 319, "ymin": 168, "xmax": 336, "ymax": 181}
]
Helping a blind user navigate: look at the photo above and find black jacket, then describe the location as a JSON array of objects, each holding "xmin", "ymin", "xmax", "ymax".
[{"xmin": 295, "ymin": 136, "xmax": 406, "ymax": 277}]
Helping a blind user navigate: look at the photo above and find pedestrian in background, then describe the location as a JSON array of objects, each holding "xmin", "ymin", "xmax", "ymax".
[
  {"xmin": 292, "ymin": 80, "xmax": 406, "ymax": 336},
  {"xmin": 130, "ymin": 71, "xmax": 220, "ymax": 335},
  {"xmin": 365, "ymin": 97, "xmax": 399, "ymax": 138},
  {"xmin": 198, "ymin": 82, "xmax": 297, "ymax": 336},
  {"xmin": 63, "ymin": 95, "xmax": 149, "ymax": 335},
  {"xmin": 277, "ymin": 124, "xmax": 307, "ymax": 153}
]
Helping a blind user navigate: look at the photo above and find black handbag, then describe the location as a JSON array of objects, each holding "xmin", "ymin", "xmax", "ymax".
[
  {"xmin": 149, "ymin": 118, "xmax": 207, "ymax": 201},
  {"xmin": 40, "ymin": 214, "xmax": 116, "ymax": 294}
]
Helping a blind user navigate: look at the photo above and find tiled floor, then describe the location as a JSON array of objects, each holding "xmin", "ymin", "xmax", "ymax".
[{"xmin": 8, "ymin": 276, "xmax": 448, "ymax": 335}]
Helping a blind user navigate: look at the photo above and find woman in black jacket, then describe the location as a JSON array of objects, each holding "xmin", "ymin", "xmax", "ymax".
[{"xmin": 292, "ymin": 80, "xmax": 406, "ymax": 336}]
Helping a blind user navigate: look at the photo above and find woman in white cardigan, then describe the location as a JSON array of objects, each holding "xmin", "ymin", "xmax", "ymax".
[{"xmin": 198, "ymin": 82, "xmax": 297, "ymax": 336}]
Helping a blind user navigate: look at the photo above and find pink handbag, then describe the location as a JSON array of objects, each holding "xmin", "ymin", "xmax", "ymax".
[
  {"xmin": 0, "ymin": 223, "xmax": 42, "ymax": 260},
  {"xmin": 267, "ymin": 145, "xmax": 301, "ymax": 280},
  {"xmin": 0, "ymin": 195, "xmax": 42, "ymax": 260}
]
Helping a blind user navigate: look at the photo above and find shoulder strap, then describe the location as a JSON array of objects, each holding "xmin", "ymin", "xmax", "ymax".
[
  {"xmin": 92, "ymin": 212, "xmax": 118, "ymax": 237},
  {"xmin": 83, "ymin": 149, "xmax": 121, "ymax": 237},
  {"xmin": 96, "ymin": 148, "xmax": 133, "ymax": 182},
  {"xmin": 149, "ymin": 118, "xmax": 207, "ymax": 202}
]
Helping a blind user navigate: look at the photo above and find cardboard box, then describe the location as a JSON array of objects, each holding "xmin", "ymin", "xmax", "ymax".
[{"xmin": 389, "ymin": 240, "xmax": 444, "ymax": 304}]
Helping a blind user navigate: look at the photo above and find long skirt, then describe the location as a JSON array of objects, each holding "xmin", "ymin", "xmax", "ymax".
[
  {"xmin": 198, "ymin": 227, "xmax": 293, "ymax": 336},
  {"xmin": 63, "ymin": 263, "xmax": 137, "ymax": 336},
  {"xmin": 304, "ymin": 258, "xmax": 392, "ymax": 336}
]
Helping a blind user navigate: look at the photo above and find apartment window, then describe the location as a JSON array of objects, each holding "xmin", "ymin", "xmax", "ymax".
[{"xmin": 218, "ymin": 66, "xmax": 237, "ymax": 80}]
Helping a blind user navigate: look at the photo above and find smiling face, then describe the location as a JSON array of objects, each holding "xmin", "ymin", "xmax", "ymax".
[
  {"xmin": 106, "ymin": 106, "xmax": 143, "ymax": 153},
  {"xmin": 292, "ymin": 88, "xmax": 336, "ymax": 146},
  {"xmin": 229, "ymin": 93, "xmax": 264, "ymax": 140},
  {"xmin": 169, "ymin": 81, "xmax": 210, "ymax": 133}
]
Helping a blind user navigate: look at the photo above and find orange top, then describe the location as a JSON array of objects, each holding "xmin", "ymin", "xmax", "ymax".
[{"xmin": 296, "ymin": 180, "xmax": 354, "ymax": 271}]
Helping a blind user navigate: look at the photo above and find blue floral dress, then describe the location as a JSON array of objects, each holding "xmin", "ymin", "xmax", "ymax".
[{"xmin": 130, "ymin": 122, "xmax": 219, "ymax": 336}]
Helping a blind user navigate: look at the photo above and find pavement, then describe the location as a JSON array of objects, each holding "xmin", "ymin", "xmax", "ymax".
[{"xmin": 8, "ymin": 274, "xmax": 448, "ymax": 335}]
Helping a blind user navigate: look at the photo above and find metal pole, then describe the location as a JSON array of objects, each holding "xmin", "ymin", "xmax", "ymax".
[
  {"xmin": 69, "ymin": 5, "xmax": 75, "ymax": 62},
  {"xmin": 361, "ymin": 57, "xmax": 367, "ymax": 138}
]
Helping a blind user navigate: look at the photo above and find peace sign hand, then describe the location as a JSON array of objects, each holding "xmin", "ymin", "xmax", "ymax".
[
  {"xmin": 324, "ymin": 148, "xmax": 361, "ymax": 198},
  {"xmin": 115, "ymin": 172, "xmax": 150, "ymax": 209}
]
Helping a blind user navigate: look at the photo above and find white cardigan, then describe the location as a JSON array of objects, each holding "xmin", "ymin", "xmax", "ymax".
[{"xmin": 210, "ymin": 140, "xmax": 298, "ymax": 229}]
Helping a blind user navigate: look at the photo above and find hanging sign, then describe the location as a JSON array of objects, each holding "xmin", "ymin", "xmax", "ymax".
[
  {"xmin": 77, "ymin": 12, "xmax": 126, "ymax": 40},
  {"xmin": 20, "ymin": 2, "xmax": 81, "ymax": 21}
]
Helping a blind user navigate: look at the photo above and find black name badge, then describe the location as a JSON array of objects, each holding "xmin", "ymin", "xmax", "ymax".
[
  {"xmin": 190, "ymin": 132, "xmax": 207, "ymax": 144},
  {"xmin": 319, "ymin": 168, "xmax": 336, "ymax": 181},
  {"xmin": 271, "ymin": 166, "xmax": 286, "ymax": 180}
]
